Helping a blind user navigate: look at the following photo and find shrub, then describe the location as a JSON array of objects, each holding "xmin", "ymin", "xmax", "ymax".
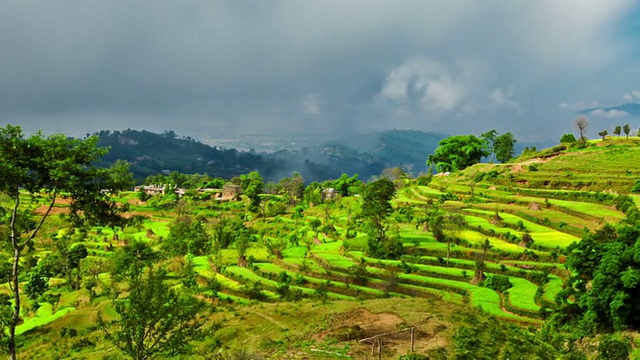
[
  {"xmin": 483, "ymin": 275, "xmax": 512, "ymax": 293},
  {"xmin": 560, "ymin": 133, "xmax": 577, "ymax": 143},
  {"xmin": 632, "ymin": 180, "xmax": 640, "ymax": 193}
]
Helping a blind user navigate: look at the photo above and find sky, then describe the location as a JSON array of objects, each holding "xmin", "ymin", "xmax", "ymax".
[{"xmin": 1, "ymin": 0, "xmax": 640, "ymax": 142}]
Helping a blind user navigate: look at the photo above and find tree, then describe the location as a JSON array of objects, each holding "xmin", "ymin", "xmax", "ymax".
[
  {"xmin": 613, "ymin": 125, "xmax": 622, "ymax": 137},
  {"xmin": 574, "ymin": 116, "xmax": 589, "ymax": 143},
  {"xmin": 598, "ymin": 130, "xmax": 608, "ymax": 141},
  {"xmin": 362, "ymin": 178, "xmax": 402, "ymax": 259},
  {"xmin": 240, "ymin": 171, "xmax": 264, "ymax": 211},
  {"xmin": 427, "ymin": 135, "xmax": 489, "ymax": 172},
  {"xmin": 278, "ymin": 172, "xmax": 304, "ymax": 206},
  {"xmin": 560, "ymin": 133, "xmax": 576, "ymax": 143},
  {"xmin": 623, "ymin": 124, "xmax": 631, "ymax": 139},
  {"xmin": 0, "ymin": 125, "xmax": 132, "ymax": 359},
  {"xmin": 163, "ymin": 215, "xmax": 211, "ymax": 256},
  {"xmin": 494, "ymin": 132, "xmax": 517, "ymax": 163},
  {"xmin": 555, "ymin": 224, "xmax": 640, "ymax": 335},
  {"xmin": 99, "ymin": 267, "xmax": 206, "ymax": 360},
  {"xmin": 481, "ymin": 130, "xmax": 498, "ymax": 163}
]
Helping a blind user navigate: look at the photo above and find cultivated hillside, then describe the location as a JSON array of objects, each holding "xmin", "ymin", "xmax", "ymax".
[{"xmin": 3, "ymin": 136, "xmax": 640, "ymax": 359}]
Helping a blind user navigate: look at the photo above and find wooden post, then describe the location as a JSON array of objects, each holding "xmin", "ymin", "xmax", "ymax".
[
  {"xmin": 410, "ymin": 327, "xmax": 415, "ymax": 352},
  {"xmin": 371, "ymin": 341, "xmax": 375, "ymax": 355},
  {"xmin": 377, "ymin": 336, "xmax": 382, "ymax": 360}
]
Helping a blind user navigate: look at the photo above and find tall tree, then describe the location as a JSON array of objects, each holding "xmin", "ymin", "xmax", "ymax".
[
  {"xmin": 427, "ymin": 135, "xmax": 489, "ymax": 173},
  {"xmin": 240, "ymin": 171, "xmax": 264, "ymax": 211},
  {"xmin": 623, "ymin": 124, "xmax": 631, "ymax": 139},
  {"xmin": 278, "ymin": 172, "xmax": 304, "ymax": 206},
  {"xmin": 481, "ymin": 129, "xmax": 498, "ymax": 163},
  {"xmin": 0, "ymin": 125, "xmax": 132, "ymax": 359},
  {"xmin": 574, "ymin": 116, "xmax": 589, "ymax": 143},
  {"xmin": 494, "ymin": 132, "xmax": 517, "ymax": 163},
  {"xmin": 362, "ymin": 178, "xmax": 402, "ymax": 259}
]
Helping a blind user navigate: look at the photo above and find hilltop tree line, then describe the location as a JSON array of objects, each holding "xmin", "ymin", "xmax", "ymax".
[{"xmin": 427, "ymin": 129, "xmax": 517, "ymax": 173}]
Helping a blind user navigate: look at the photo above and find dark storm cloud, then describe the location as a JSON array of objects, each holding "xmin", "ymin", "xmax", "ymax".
[{"xmin": 1, "ymin": 1, "xmax": 639, "ymax": 140}]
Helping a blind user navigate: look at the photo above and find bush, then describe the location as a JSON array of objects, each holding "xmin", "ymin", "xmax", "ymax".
[
  {"xmin": 560, "ymin": 133, "xmax": 576, "ymax": 143},
  {"xmin": 597, "ymin": 335, "xmax": 630, "ymax": 360},
  {"xmin": 632, "ymin": 180, "xmax": 640, "ymax": 193},
  {"xmin": 483, "ymin": 275, "xmax": 512, "ymax": 293}
]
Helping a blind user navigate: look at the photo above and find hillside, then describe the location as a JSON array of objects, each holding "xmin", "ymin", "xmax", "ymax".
[
  {"xmin": 2, "ymin": 136, "xmax": 640, "ymax": 359},
  {"xmin": 96, "ymin": 129, "xmax": 446, "ymax": 183}
]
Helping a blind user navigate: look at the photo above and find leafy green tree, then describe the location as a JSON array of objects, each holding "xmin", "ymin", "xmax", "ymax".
[
  {"xmin": 555, "ymin": 223, "xmax": 640, "ymax": 335},
  {"xmin": 24, "ymin": 268, "xmax": 49, "ymax": 300},
  {"xmin": 623, "ymin": 124, "xmax": 631, "ymax": 139},
  {"xmin": 111, "ymin": 241, "xmax": 158, "ymax": 279},
  {"xmin": 0, "ymin": 125, "xmax": 132, "ymax": 359},
  {"xmin": 560, "ymin": 133, "xmax": 576, "ymax": 143},
  {"xmin": 332, "ymin": 173, "xmax": 362, "ymax": 196},
  {"xmin": 613, "ymin": 125, "xmax": 622, "ymax": 137},
  {"xmin": 303, "ymin": 181, "xmax": 323, "ymax": 205},
  {"xmin": 427, "ymin": 135, "xmax": 489, "ymax": 172},
  {"xmin": 99, "ymin": 267, "xmax": 206, "ymax": 360},
  {"xmin": 278, "ymin": 172, "xmax": 304, "ymax": 206},
  {"xmin": 598, "ymin": 130, "xmax": 608, "ymax": 141},
  {"xmin": 163, "ymin": 215, "xmax": 210, "ymax": 256},
  {"xmin": 240, "ymin": 171, "xmax": 264, "ymax": 211},
  {"xmin": 362, "ymin": 178, "xmax": 402, "ymax": 259},
  {"xmin": 67, "ymin": 243, "xmax": 88, "ymax": 289},
  {"xmin": 494, "ymin": 132, "xmax": 517, "ymax": 163}
]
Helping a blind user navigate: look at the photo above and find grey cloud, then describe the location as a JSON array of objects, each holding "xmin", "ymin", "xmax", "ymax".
[{"xmin": 1, "ymin": 0, "xmax": 639, "ymax": 141}]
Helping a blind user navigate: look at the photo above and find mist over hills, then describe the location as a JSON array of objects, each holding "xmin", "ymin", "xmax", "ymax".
[{"xmin": 94, "ymin": 129, "xmax": 447, "ymax": 183}]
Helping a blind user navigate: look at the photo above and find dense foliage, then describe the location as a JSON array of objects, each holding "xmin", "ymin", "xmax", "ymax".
[{"xmin": 428, "ymin": 134, "xmax": 489, "ymax": 172}]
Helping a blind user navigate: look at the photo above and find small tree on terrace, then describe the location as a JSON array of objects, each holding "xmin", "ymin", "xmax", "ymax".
[
  {"xmin": 574, "ymin": 116, "xmax": 589, "ymax": 143},
  {"xmin": 598, "ymin": 130, "xmax": 608, "ymax": 141},
  {"xmin": 0, "ymin": 125, "xmax": 132, "ymax": 360},
  {"xmin": 614, "ymin": 125, "xmax": 622, "ymax": 137},
  {"xmin": 362, "ymin": 178, "xmax": 402, "ymax": 259},
  {"xmin": 623, "ymin": 124, "xmax": 631, "ymax": 139}
]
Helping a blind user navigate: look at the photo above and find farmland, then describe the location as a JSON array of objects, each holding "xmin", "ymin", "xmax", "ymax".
[{"xmin": 1, "ymin": 137, "xmax": 639, "ymax": 359}]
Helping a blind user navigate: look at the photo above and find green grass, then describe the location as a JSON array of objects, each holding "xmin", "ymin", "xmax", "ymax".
[
  {"xmin": 16, "ymin": 304, "xmax": 75, "ymax": 335},
  {"xmin": 505, "ymin": 277, "xmax": 540, "ymax": 312}
]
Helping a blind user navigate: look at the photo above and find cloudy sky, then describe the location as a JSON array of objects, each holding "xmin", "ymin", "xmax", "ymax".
[{"xmin": 1, "ymin": 1, "xmax": 640, "ymax": 142}]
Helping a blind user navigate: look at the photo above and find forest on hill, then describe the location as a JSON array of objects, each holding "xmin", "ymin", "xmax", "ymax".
[
  {"xmin": 1, "ymin": 124, "xmax": 640, "ymax": 359},
  {"xmin": 94, "ymin": 129, "xmax": 446, "ymax": 183}
]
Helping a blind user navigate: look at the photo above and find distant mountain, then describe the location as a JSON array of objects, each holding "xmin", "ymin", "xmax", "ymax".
[
  {"xmin": 579, "ymin": 103, "xmax": 640, "ymax": 117},
  {"xmin": 95, "ymin": 129, "xmax": 275, "ymax": 181},
  {"xmin": 94, "ymin": 129, "xmax": 447, "ymax": 183},
  {"xmin": 336, "ymin": 129, "xmax": 447, "ymax": 174}
]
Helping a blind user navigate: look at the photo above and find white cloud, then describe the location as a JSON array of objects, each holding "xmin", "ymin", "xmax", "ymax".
[
  {"xmin": 590, "ymin": 109, "xmax": 629, "ymax": 118},
  {"xmin": 302, "ymin": 93, "xmax": 321, "ymax": 115},
  {"xmin": 378, "ymin": 57, "xmax": 466, "ymax": 114},
  {"xmin": 622, "ymin": 90, "xmax": 640, "ymax": 102}
]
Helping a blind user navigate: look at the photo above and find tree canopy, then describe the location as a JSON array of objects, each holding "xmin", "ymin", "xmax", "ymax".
[
  {"xmin": 555, "ymin": 223, "xmax": 640, "ymax": 335},
  {"xmin": 428, "ymin": 134, "xmax": 489, "ymax": 172}
]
